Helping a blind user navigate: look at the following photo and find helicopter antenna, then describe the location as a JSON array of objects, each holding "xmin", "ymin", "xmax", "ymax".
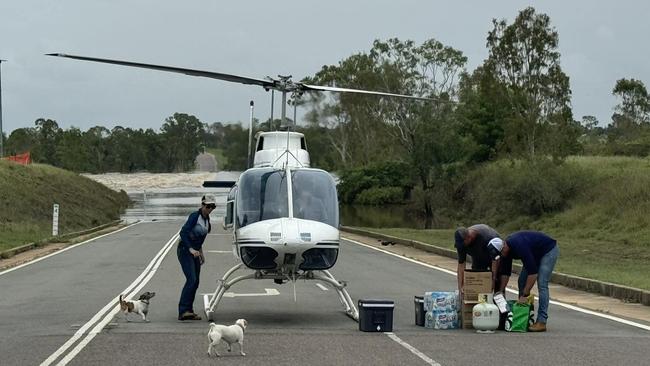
[
  {"xmin": 270, "ymin": 89, "xmax": 274, "ymax": 131},
  {"xmin": 247, "ymin": 100, "xmax": 254, "ymax": 168}
]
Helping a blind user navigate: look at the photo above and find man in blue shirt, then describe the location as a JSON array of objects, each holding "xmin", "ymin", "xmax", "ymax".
[{"xmin": 488, "ymin": 231, "xmax": 559, "ymax": 332}]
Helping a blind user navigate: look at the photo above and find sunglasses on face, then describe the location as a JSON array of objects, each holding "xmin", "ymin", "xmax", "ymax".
[{"xmin": 205, "ymin": 204, "xmax": 216, "ymax": 209}]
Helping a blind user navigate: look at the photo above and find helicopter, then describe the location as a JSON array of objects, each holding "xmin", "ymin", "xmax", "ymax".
[{"xmin": 46, "ymin": 53, "xmax": 434, "ymax": 321}]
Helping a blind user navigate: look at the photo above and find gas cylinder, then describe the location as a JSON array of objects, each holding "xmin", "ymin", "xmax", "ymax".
[{"xmin": 472, "ymin": 300, "xmax": 500, "ymax": 332}]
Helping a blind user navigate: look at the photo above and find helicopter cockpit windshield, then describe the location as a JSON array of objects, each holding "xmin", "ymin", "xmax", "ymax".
[
  {"xmin": 291, "ymin": 170, "xmax": 339, "ymax": 228},
  {"xmin": 236, "ymin": 169, "xmax": 289, "ymax": 228},
  {"xmin": 235, "ymin": 168, "xmax": 338, "ymax": 228}
]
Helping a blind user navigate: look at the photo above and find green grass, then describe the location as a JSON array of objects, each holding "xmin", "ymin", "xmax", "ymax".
[{"xmin": 0, "ymin": 160, "xmax": 129, "ymax": 252}]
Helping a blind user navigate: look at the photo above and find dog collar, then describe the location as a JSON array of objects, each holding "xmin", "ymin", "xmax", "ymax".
[
  {"xmin": 141, "ymin": 300, "xmax": 149, "ymax": 304},
  {"xmin": 236, "ymin": 323, "xmax": 245, "ymax": 332}
]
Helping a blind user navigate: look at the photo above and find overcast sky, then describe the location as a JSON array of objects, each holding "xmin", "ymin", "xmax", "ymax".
[{"xmin": 0, "ymin": 1, "xmax": 648, "ymax": 135}]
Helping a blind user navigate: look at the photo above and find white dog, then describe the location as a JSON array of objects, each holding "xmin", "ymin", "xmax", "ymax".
[
  {"xmin": 207, "ymin": 319, "xmax": 248, "ymax": 357},
  {"xmin": 119, "ymin": 291, "xmax": 155, "ymax": 322}
]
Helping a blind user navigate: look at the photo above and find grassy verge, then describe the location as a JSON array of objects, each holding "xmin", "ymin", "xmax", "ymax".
[{"xmin": 0, "ymin": 161, "xmax": 129, "ymax": 252}]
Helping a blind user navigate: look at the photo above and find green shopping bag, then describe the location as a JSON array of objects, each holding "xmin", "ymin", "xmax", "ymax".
[{"xmin": 505, "ymin": 300, "xmax": 535, "ymax": 332}]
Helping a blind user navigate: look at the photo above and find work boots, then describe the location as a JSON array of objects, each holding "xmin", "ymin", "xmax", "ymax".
[{"xmin": 529, "ymin": 322, "xmax": 547, "ymax": 332}]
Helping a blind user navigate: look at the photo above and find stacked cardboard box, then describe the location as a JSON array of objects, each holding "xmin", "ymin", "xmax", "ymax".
[{"xmin": 462, "ymin": 270, "xmax": 492, "ymax": 329}]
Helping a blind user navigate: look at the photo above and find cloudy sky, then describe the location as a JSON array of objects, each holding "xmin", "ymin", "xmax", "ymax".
[{"xmin": 0, "ymin": 1, "xmax": 647, "ymax": 135}]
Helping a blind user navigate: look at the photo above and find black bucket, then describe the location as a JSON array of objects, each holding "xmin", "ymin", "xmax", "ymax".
[{"xmin": 414, "ymin": 295, "xmax": 425, "ymax": 326}]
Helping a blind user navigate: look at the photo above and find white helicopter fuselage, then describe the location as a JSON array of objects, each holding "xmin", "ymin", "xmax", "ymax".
[{"xmin": 223, "ymin": 131, "xmax": 341, "ymax": 276}]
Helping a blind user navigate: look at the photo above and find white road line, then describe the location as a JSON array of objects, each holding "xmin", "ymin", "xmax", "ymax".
[
  {"xmin": 344, "ymin": 237, "xmax": 650, "ymax": 332},
  {"xmin": 0, "ymin": 222, "xmax": 140, "ymax": 276},
  {"xmin": 40, "ymin": 232, "xmax": 179, "ymax": 366},
  {"xmin": 205, "ymin": 250, "xmax": 232, "ymax": 254},
  {"xmin": 386, "ymin": 333, "xmax": 441, "ymax": 366},
  {"xmin": 316, "ymin": 283, "xmax": 329, "ymax": 291},
  {"xmin": 223, "ymin": 288, "xmax": 280, "ymax": 297}
]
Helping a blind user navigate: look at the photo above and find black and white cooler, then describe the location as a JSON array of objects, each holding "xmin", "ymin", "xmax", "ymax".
[{"xmin": 358, "ymin": 299, "xmax": 395, "ymax": 332}]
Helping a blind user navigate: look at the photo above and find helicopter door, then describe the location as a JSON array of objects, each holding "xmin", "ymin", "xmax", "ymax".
[{"xmin": 223, "ymin": 186, "xmax": 237, "ymax": 230}]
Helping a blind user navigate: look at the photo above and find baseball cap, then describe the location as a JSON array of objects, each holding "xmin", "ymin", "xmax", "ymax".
[
  {"xmin": 487, "ymin": 238, "xmax": 504, "ymax": 260},
  {"xmin": 202, "ymin": 195, "xmax": 217, "ymax": 205}
]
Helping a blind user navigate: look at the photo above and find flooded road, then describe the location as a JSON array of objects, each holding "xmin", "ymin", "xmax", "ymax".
[{"xmin": 85, "ymin": 171, "xmax": 241, "ymax": 223}]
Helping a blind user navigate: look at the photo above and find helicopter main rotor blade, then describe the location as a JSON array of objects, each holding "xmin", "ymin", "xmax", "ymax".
[
  {"xmin": 301, "ymin": 84, "xmax": 437, "ymax": 101},
  {"xmin": 46, "ymin": 53, "xmax": 275, "ymax": 89}
]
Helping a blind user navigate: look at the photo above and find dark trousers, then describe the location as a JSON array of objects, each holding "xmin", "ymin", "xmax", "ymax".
[{"xmin": 177, "ymin": 244, "xmax": 201, "ymax": 316}]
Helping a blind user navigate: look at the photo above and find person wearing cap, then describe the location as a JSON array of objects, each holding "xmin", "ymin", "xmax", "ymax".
[
  {"xmin": 177, "ymin": 195, "xmax": 216, "ymax": 321},
  {"xmin": 454, "ymin": 224, "xmax": 501, "ymax": 294},
  {"xmin": 489, "ymin": 231, "xmax": 559, "ymax": 332}
]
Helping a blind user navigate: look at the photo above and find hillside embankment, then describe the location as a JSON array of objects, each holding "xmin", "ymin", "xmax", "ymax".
[{"xmin": 0, "ymin": 160, "xmax": 129, "ymax": 253}]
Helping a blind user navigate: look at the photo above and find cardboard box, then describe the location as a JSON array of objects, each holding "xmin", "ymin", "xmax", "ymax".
[
  {"xmin": 461, "ymin": 303, "xmax": 475, "ymax": 329},
  {"xmin": 463, "ymin": 270, "xmax": 492, "ymax": 294}
]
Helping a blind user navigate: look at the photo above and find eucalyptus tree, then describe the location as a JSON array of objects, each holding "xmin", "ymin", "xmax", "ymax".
[
  {"xmin": 56, "ymin": 127, "xmax": 91, "ymax": 172},
  {"xmin": 5, "ymin": 127, "xmax": 36, "ymax": 156},
  {"xmin": 486, "ymin": 7, "xmax": 578, "ymax": 160},
  {"xmin": 612, "ymin": 78, "xmax": 650, "ymax": 125},
  {"xmin": 366, "ymin": 38, "xmax": 469, "ymax": 226},
  {"xmin": 303, "ymin": 38, "xmax": 469, "ymax": 227},
  {"xmin": 160, "ymin": 113, "xmax": 205, "ymax": 172},
  {"xmin": 82, "ymin": 126, "xmax": 110, "ymax": 173},
  {"xmin": 608, "ymin": 78, "xmax": 650, "ymax": 155},
  {"xmin": 457, "ymin": 65, "xmax": 508, "ymax": 163},
  {"xmin": 33, "ymin": 118, "xmax": 61, "ymax": 165},
  {"xmin": 302, "ymin": 53, "xmax": 393, "ymax": 168}
]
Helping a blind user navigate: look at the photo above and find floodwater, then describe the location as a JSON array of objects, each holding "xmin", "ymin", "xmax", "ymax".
[
  {"xmin": 90, "ymin": 171, "xmax": 421, "ymax": 228},
  {"xmin": 116, "ymin": 171, "xmax": 240, "ymax": 223}
]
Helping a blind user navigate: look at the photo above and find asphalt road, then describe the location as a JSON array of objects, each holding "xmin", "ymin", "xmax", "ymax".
[{"xmin": 1, "ymin": 220, "xmax": 649, "ymax": 366}]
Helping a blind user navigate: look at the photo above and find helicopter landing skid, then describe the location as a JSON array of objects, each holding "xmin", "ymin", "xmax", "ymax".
[{"xmin": 203, "ymin": 264, "xmax": 359, "ymax": 322}]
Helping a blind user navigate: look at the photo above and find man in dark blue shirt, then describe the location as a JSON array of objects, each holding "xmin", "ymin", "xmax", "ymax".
[{"xmin": 488, "ymin": 231, "xmax": 559, "ymax": 332}]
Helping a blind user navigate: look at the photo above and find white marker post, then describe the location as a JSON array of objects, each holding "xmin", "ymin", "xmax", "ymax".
[{"xmin": 52, "ymin": 203, "xmax": 59, "ymax": 236}]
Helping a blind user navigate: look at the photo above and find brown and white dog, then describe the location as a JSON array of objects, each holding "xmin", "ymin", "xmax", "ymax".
[
  {"xmin": 207, "ymin": 319, "xmax": 248, "ymax": 357},
  {"xmin": 119, "ymin": 291, "xmax": 156, "ymax": 322}
]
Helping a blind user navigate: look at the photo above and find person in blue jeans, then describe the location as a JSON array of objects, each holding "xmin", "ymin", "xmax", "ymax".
[
  {"xmin": 488, "ymin": 231, "xmax": 559, "ymax": 332},
  {"xmin": 177, "ymin": 195, "xmax": 215, "ymax": 320}
]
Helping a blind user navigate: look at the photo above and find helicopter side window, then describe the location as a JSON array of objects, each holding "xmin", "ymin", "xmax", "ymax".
[
  {"xmin": 236, "ymin": 169, "xmax": 288, "ymax": 227},
  {"xmin": 224, "ymin": 187, "xmax": 237, "ymax": 229},
  {"xmin": 292, "ymin": 170, "xmax": 339, "ymax": 228}
]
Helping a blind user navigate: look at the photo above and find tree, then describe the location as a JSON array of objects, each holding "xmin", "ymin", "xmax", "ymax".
[
  {"xmin": 457, "ymin": 66, "xmax": 508, "ymax": 163},
  {"xmin": 612, "ymin": 78, "xmax": 650, "ymax": 125},
  {"xmin": 303, "ymin": 38, "xmax": 469, "ymax": 227},
  {"xmin": 486, "ymin": 7, "xmax": 577, "ymax": 160},
  {"xmin": 5, "ymin": 128, "xmax": 37, "ymax": 156},
  {"xmin": 82, "ymin": 126, "xmax": 110, "ymax": 173},
  {"xmin": 607, "ymin": 78, "xmax": 650, "ymax": 156},
  {"xmin": 33, "ymin": 118, "xmax": 61, "ymax": 165},
  {"xmin": 160, "ymin": 113, "xmax": 206, "ymax": 171},
  {"xmin": 56, "ymin": 127, "xmax": 92, "ymax": 171},
  {"xmin": 302, "ymin": 53, "xmax": 396, "ymax": 168}
]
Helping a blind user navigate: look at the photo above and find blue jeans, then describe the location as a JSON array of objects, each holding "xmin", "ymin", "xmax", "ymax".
[
  {"xmin": 178, "ymin": 244, "xmax": 201, "ymax": 316},
  {"xmin": 518, "ymin": 245, "xmax": 559, "ymax": 324}
]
